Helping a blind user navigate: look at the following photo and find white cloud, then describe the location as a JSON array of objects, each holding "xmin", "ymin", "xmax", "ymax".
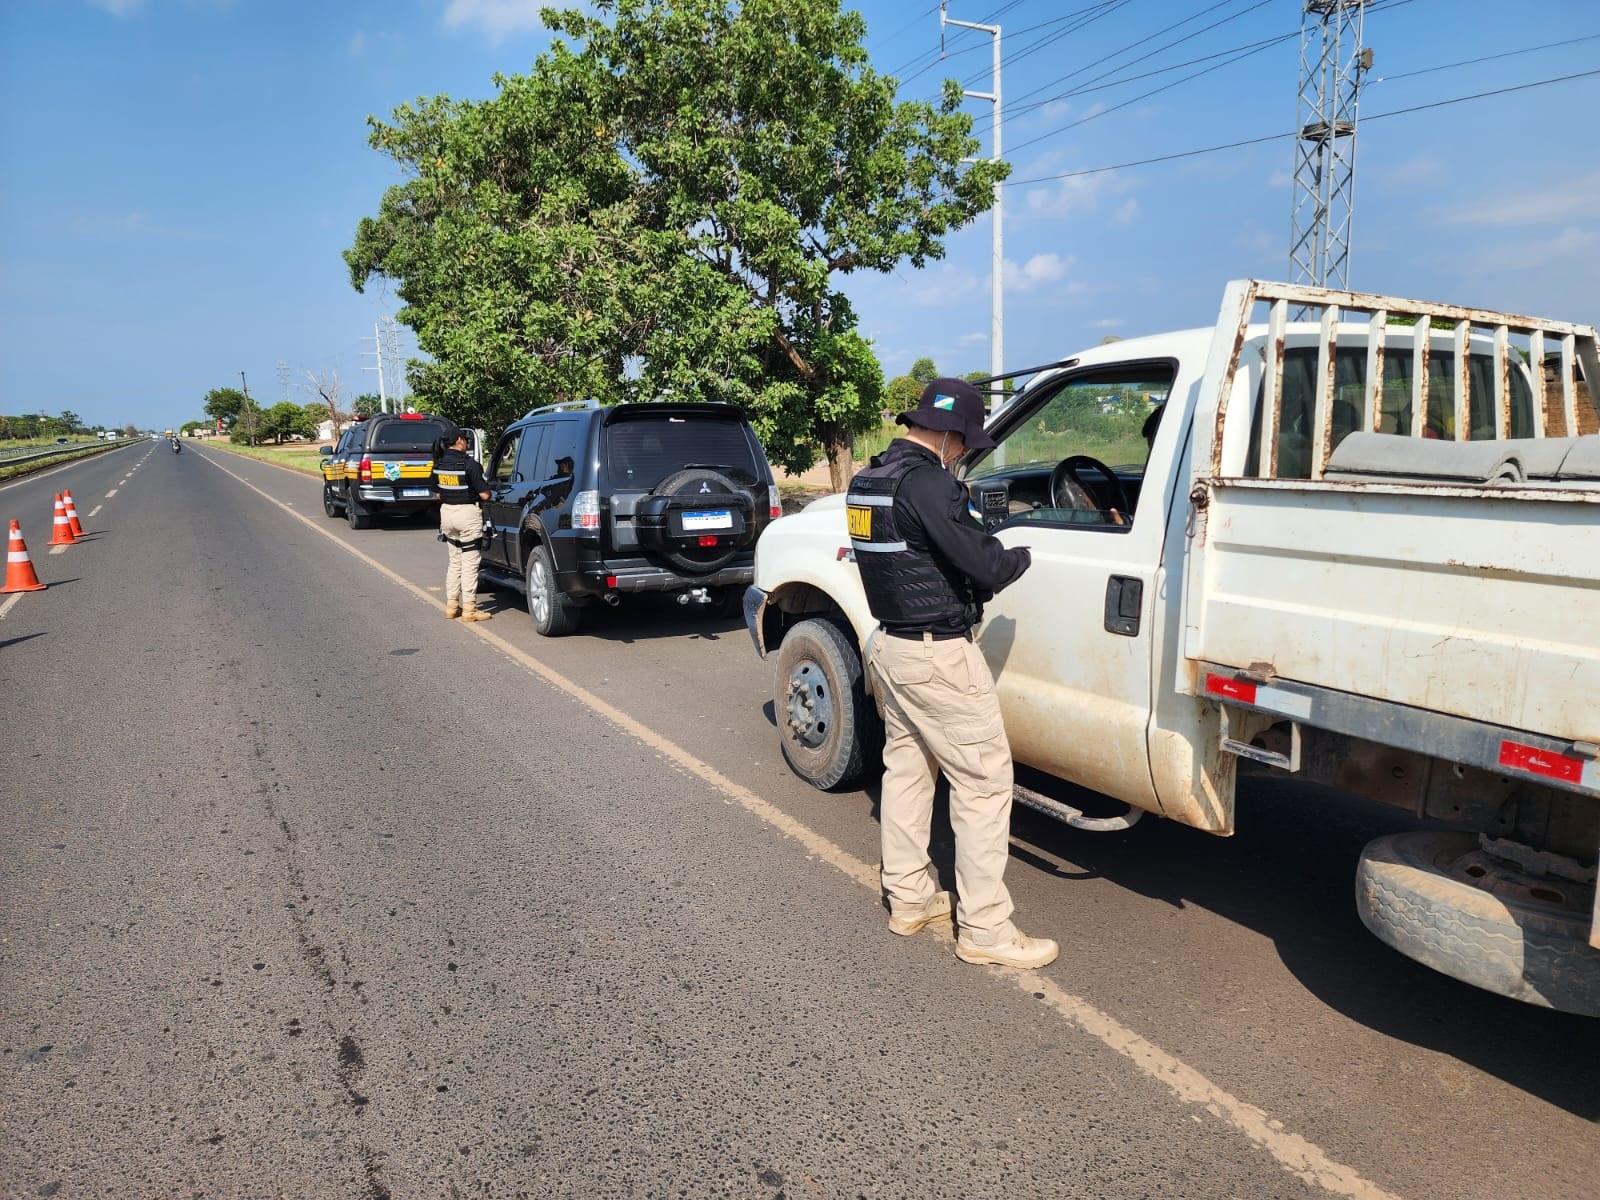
[
  {"xmin": 906, "ymin": 265, "xmax": 981, "ymax": 307},
  {"xmin": 1471, "ymin": 226, "xmax": 1600, "ymax": 273},
  {"xmin": 1112, "ymin": 198, "xmax": 1139, "ymax": 226},
  {"xmin": 441, "ymin": 0, "xmax": 562, "ymax": 43},
  {"xmin": 87, "ymin": 0, "xmax": 143, "ymax": 14},
  {"xmin": 1004, "ymin": 252, "xmax": 1071, "ymax": 294},
  {"xmin": 1266, "ymin": 170, "xmax": 1292, "ymax": 190},
  {"xmin": 348, "ymin": 31, "xmax": 366, "ymax": 55},
  {"xmin": 1439, "ymin": 170, "xmax": 1600, "ymax": 227},
  {"xmin": 1090, "ymin": 318, "xmax": 1123, "ymax": 330},
  {"xmin": 959, "ymin": 331, "xmax": 988, "ymax": 345},
  {"xmin": 1023, "ymin": 172, "xmax": 1133, "ymax": 221}
]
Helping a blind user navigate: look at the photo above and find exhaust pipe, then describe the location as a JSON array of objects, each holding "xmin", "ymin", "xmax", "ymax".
[{"xmin": 602, "ymin": 592, "xmax": 620, "ymax": 607}]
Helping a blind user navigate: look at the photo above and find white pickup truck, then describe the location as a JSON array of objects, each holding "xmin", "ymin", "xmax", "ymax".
[{"xmin": 745, "ymin": 280, "xmax": 1600, "ymax": 1015}]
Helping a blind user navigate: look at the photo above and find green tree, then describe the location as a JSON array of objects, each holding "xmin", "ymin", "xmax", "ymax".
[
  {"xmin": 346, "ymin": 0, "xmax": 1003, "ymax": 491},
  {"xmin": 351, "ymin": 393, "xmax": 382, "ymax": 420},
  {"xmin": 203, "ymin": 387, "xmax": 247, "ymax": 428},
  {"xmin": 884, "ymin": 357, "xmax": 941, "ymax": 415},
  {"xmin": 58, "ymin": 410, "xmax": 83, "ymax": 435},
  {"xmin": 262, "ymin": 401, "xmax": 315, "ymax": 444}
]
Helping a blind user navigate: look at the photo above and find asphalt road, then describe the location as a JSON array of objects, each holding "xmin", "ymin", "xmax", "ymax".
[{"xmin": 1, "ymin": 442, "xmax": 1595, "ymax": 1199}]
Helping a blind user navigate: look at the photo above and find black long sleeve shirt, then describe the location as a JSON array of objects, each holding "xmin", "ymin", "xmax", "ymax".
[{"xmin": 885, "ymin": 440, "xmax": 1031, "ymax": 636}]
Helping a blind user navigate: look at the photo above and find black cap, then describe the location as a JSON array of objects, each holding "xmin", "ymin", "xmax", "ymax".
[{"xmin": 896, "ymin": 377, "xmax": 995, "ymax": 450}]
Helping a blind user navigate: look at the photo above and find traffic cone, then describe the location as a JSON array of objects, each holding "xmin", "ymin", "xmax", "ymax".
[
  {"xmin": 49, "ymin": 493, "xmax": 76, "ymax": 547},
  {"xmin": 3, "ymin": 521, "xmax": 46, "ymax": 592},
  {"xmin": 63, "ymin": 490, "xmax": 85, "ymax": 538}
]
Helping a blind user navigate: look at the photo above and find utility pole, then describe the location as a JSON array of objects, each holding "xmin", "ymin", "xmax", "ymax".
[
  {"xmin": 239, "ymin": 369, "xmax": 257, "ymax": 445},
  {"xmin": 940, "ymin": 3, "xmax": 1003, "ymax": 410},
  {"xmin": 277, "ymin": 359, "xmax": 290, "ymax": 404},
  {"xmin": 380, "ymin": 316, "xmax": 404, "ymax": 411},
  {"xmin": 362, "ymin": 323, "xmax": 388, "ymax": 414},
  {"xmin": 1288, "ymin": 0, "xmax": 1372, "ymax": 293}
]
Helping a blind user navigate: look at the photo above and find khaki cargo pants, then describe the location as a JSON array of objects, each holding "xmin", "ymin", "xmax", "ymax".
[
  {"xmin": 867, "ymin": 631, "xmax": 1018, "ymax": 946},
  {"xmin": 439, "ymin": 503, "xmax": 484, "ymax": 613}
]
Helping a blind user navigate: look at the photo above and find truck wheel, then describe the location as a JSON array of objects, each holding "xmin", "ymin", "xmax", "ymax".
[
  {"xmin": 345, "ymin": 491, "xmax": 372, "ymax": 530},
  {"xmin": 525, "ymin": 544, "xmax": 581, "ymax": 637},
  {"xmin": 1355, "ymin": 831, "xmax": 1600, "ymax": 1017},
  {"xmin": 322, "ymin": 485, "xmax": 342, "ymax": 518},
  {"xmin": 774, "ymin": 618, "xmax": 875, "ymax": 791}
]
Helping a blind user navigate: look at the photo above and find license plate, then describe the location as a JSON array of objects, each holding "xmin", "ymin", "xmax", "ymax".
[
  {"xmin": 401, "ymin": 487, "xmax": 432, "ymax": 498},
  {"xmin": 682, "ymin": 509, "xmax": 733, "ymax": 531}
]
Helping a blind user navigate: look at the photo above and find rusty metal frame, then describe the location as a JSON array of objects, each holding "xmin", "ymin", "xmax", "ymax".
[{"xmin": 1212, "ymin": 280, "xmax": 1599, "ymax": 479}]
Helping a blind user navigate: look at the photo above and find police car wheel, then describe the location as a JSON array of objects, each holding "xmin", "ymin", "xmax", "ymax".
[
  {"xmin": 345, "ymin": 491, "xmax": 372, "ymax": 530},
  {"xmin": 322, "ymin": 486, "xmax": 342, "ymax": 518},
  {"xmin": 774, "ymin": 618, "xmax": 875, "ymax": 791}
]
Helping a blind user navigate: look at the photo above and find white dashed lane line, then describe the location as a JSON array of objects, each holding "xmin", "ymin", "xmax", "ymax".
[
  {"xmin": 87, "ymin": 505, "xmax": 102, "ymax": 518},
  {"xmin": 0, "ymin": 593, "xmax": 23, "ymax": 620},
  {"xmin": 105, "ymin": 489, "xmax": 117, "ymax": 498}
]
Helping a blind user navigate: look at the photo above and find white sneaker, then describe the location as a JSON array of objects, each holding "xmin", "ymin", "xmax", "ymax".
[
  {"xmin": 955, "ymin": 931, "xmax": 1059, "ymax": 969},
  {"xmin": 887, "ymin": 891, "xmax": 954, "ymax": 936}
]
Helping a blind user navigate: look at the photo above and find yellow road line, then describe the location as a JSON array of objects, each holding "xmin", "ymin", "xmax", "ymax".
[{"xmin": 193, "ymin": 446, "xmax": 1402, "ymax": 1200}]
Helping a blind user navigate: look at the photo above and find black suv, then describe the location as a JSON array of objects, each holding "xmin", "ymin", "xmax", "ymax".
[
  {"xmin": 478, "ymin": 400, "xmax": 780, "ymax": 636},
  {"xmin": 320, "ymin": 412, "xmax": 457, "ymax": 529}
]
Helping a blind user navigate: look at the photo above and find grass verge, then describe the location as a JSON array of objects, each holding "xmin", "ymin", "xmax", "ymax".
[{"xmin": 203, "ymin": 441, "xmax": 328, "ymax": 476}]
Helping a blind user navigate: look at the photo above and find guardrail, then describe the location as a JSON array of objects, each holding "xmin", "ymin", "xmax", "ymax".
[{"xmin": 0, "ymin": 439, "xmax": 139, "ymax": 471}]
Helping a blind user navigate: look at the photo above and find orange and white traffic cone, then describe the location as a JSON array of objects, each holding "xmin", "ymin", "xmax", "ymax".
[
  {"xmin": 3, "ymin": 520, "xmax": 46, "ymax": 592},
  {"xmin": 63, "ymin": 489, "xmax": 85, "ymax": 538},
  {"xmin": 49, "ymin": 493, "xmax": 76, "ymax": 547}
]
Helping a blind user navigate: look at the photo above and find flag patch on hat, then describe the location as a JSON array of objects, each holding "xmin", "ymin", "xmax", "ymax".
[{"xmin": 933, "ymin": 395, "xmax": 956, "ymax": 411}]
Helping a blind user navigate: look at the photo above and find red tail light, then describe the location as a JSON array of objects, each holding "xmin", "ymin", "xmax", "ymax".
[
  {"xmin": 698, "ymin": 535, "xmax": 718, "ymax": 547},
  {"xmin": 359, "ymin": 456, "xmax": 372, "ymax": 482}
]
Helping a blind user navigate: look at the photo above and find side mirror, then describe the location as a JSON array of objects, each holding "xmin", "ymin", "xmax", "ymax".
[{"xmin": 320, "ymin": 446, "xmax": 334, "ymax": 456}]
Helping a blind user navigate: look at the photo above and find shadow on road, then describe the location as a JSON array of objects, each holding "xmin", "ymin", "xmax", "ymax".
[{"xmin": 0, "ymin": 632, "xmax": 47, "ymax": 651}]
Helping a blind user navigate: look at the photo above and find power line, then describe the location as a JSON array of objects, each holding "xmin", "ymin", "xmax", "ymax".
[
  {"xmin": 960, "ymin": 0, "xmax": 1134, "ymax": 90},
  {"xmin": 954, "ymin": 0, "xmax": 1131, "ymax": 89},
  {"xmin": 1005, "ymin": 32, "xmax": 1284, "ymax": 156},
  {"xmin": 999, "ymin": 65, "xmax": 1600, "ymax": 187},
  {"xmin": 1003, "ymin": 0, "xmax": 1254, "ymax": 111},
  {"xmin": 1375, "ymin": 31, "xmax": 1600, "ymax": 83},
  {"xmin": 895, "ymin": 0, "xmax": 1031, "ymax": 85}
]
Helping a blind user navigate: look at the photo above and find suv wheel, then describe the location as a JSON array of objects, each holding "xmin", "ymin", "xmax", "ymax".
[
  {"xmin": 322, "ymin": 485, "xmax": 342, "ymax": 518},
  {"xmin": 345, "ymin": 490, "xmax": 372, "ymax": 530},
  {"xmin": 526, "ymin": 543, "xmax": 582, "ymax": 637},
  {"xmin": 774, "ymin": 618, "xmax": 877, "ymax": 790}
]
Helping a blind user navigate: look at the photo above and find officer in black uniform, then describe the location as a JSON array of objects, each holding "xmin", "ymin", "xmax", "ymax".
[
  {"xmin": 848, "ymin": 377, "xmax": 1057, "ymax": 970},
  {"xmin": 434, "ymin": 428, "xmax": 491, "ymax": 622}
]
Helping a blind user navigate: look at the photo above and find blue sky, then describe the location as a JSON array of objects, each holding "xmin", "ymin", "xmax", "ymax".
[{"xmin": 2, "ymin": 0, "xmax": 1596, "ymax": 429}]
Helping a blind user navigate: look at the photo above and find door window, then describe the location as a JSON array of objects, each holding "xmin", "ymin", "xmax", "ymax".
[
  {"xmin": 535, "ymin": 419, "xmax": 581, "ymax": 480},
  {"xmin": 514, "ymin": 425, "xmax": 549, "ymax": 480},
  {"xmin": 966, "ymin": 364, "xmax": 1174, "ymax": 531},
  {"xmin": 490, "ymin": 431, "xmax": 522, "ymax": 483}
]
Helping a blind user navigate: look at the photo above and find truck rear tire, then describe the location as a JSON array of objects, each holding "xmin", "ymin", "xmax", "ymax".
[
  {"xmin": 774, "ymin": 618, "xmax": 876, "ymax": 791},
  {"xmin": 1355, "ymin": 831, "xmax": 1600, "ymax": 1017}
]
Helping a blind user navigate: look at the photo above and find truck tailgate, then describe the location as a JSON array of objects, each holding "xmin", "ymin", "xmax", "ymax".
[{"xmin": 1187, "ymin": 477, "xmax": 1600, "ymax": 743}]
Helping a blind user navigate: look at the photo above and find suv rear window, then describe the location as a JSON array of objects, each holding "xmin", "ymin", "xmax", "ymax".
[
  {"xmin": 605, "ymin": 414, "xmax": 762, "ymax": 490},
  {"xmin": 371, "ymin": 418, "xmax": 450, "ymax": 451}
]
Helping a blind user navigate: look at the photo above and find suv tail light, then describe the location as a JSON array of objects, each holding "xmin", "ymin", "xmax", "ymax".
[
  {"xmin": 767, "ymin": 484, "xmax": 782, "ymax": 520},
  {"xmin": 358, "ymin": 455, "xmax": 372, "ymax": 482},
  {"xmin": 573, "ymin": 490, "xmax": 601, "ymax": 531}
]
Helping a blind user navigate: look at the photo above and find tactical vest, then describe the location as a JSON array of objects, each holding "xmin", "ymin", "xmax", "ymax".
[
  {"xmin": 846, "ymin": 446, "xmax": 976, "ymax": 630},
  {"xmin": 434, "ymin": 450, "xmax": 475, "ymax": 504}
]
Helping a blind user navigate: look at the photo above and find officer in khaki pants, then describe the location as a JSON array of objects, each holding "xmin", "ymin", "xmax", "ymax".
[
  {"xmin": 848, "ymin": 378, "xmax": 1057, "ymax": 970},
  {"xmin": 433, "ymin": 428, "xmax": 492, "ymax": 622}
]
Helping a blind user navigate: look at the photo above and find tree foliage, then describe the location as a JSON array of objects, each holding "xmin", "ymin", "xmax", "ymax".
[
  {"xmin": 346, "ymin": 0, "xmax": 1003, "ymax": 488},
  {"xmin": 351, "ymin": 393, "xmax": 383, "ymax": 420}
]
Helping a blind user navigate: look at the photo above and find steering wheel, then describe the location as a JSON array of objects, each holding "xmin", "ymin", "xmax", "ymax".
[{"xmin": 1049, "ymin": 455, "xmax": 1131, "ymax": 517}]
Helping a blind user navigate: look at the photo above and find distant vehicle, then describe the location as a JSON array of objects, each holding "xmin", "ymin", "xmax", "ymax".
[
  {"xmin": 749, "ymin": 278, "xmax": 1600, "ymax": 1015},
  {"xmin": 55, "ymin": 436, "xmax": 70, "ymax": 445},
  {"xmin": 477, "ymin": 400, "xmax": 781, "ymax": 636}
]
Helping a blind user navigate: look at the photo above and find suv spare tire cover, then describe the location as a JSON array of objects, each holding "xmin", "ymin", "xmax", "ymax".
[{"xmin": 640, "ymin": 468, "xmax": 755, "ymax": 574}]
